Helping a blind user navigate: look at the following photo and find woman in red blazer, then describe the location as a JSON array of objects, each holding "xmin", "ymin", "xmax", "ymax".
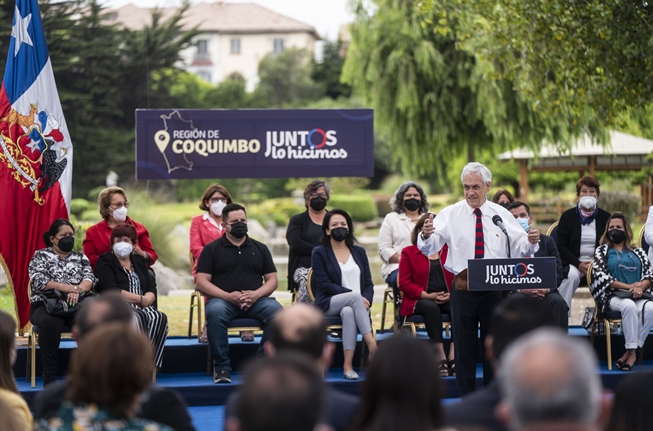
[{"xmin": 398, "ymin": 212, "xmax": 455, "ymax": 376}]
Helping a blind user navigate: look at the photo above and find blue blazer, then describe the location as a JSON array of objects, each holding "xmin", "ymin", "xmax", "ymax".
[{"xmin": 311, "ymin": 244, "xmax": 374, "ymax": 312}]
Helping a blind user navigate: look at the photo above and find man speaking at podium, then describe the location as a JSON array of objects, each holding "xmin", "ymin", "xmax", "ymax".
[{"xmin": 418, "ymin": 162, "xmax": 541, "ymax": 396}]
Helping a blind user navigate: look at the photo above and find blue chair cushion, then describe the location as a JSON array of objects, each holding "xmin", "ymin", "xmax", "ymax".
[
  {"xmin": 405, "ymin": 314, "xmax": 452, "ymax": 324},
  {"xmin": 604, "ymin": 311, "xmax": 622, "ymax": 321},
  {"xmin": 228, "ymin": 318, "xmax": 261, "ymax": 328},
  {"xmin": 325, "ymin": 316, "xmax": 343, "ymax": 326},
  {"xmin": 31, "ymin": 325, "xmax": 72, "ymax": 334}
]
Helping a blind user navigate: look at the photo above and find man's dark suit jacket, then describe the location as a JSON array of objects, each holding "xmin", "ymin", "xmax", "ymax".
[
  {"xmin": 534, "ymin": 234, "xmax": 564, "ymax": 288},
  {"xmin": 444, "ymin": 379, "xmax": 505, "ymax": 431},
  {"xmin": 225, "ymin": 386, "xmax": 360, "ymax": 431},
  {"xmin": 33, "ymin": 381, "xmax": 196, "ymax": 431},
  {"xmin": 556, "ymin": 207, "xmax": 611, "ymax": 275}
]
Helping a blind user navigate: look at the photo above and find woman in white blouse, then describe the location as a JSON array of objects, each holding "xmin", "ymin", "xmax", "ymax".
[{"xmin": 378, "ymin": 182, "xmax": 430, "ymax": 289}]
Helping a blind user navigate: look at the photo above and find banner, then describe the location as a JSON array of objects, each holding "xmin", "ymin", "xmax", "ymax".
[
  {"xmin": 467, "ymin": 257, "xmax": 557, "ymax": 291},
  {"xmin": 135, "ymin": 109, "xmax": 374, "ymax": 179},
  {"xmin": 0, "ymin": 0, "xmax": 72, "ymax": 328}
]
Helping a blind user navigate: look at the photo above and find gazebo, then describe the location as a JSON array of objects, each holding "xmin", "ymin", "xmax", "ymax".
[{"xmin": 497, "ymin": 131, "xmax": 653, "ymax": 210}]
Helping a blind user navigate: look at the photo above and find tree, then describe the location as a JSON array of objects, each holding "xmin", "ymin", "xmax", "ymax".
[
  {"xmin": 342, "ymin": 0, "xmax": 582, "ymax": 177},
  {"xmin": 312, "ymin": 40, "xmax": 351, "ymax": 100},
  {"xmin": 255, "ymin": 48, "xmax": 322, "ymax": 107},
  {"xmin": 419, "ymin": 0, "xmax": 653, "ymax": 131}
]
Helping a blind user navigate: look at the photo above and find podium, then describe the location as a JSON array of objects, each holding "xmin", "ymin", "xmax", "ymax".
[{"xmin": 467, "ymin": 257, "xmax": 557, "ymax": 291}]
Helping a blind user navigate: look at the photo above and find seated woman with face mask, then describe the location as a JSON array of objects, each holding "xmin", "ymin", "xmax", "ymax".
[
  {"xmin": 590, "ymin": 212, "xmax": 653, "ymax": 371},
  {"xmin": 95, "ymin": 223, "xmax": 168, "ymax": 369}
]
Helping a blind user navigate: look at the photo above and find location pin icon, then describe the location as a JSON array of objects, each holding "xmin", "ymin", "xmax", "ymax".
[{"xmin": 154, "ymin": 130, "xmax": 170, "ymax": 153}]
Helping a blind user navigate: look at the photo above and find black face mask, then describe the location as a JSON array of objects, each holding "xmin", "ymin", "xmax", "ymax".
[
  {"xmin": 309, "ymin": 196, "xmax": 327, "ymax": 211},
  {"xmin": 229, "ymin": 222, "xmax": 248, "ymax": 239},
  {"xmin": 404, "ymin": 198, "xmax": 420, "ymax": 212},
  {"xmin": 57, "ymin": 236, "xmax": 75, "ymax": 252},
  {"xmin": 608, "ymin": 229, "xmax": 626, "ymax": 244},
  {"xmin": 330, "ymin": 227, "xmax": 348, "ymax": 242}
]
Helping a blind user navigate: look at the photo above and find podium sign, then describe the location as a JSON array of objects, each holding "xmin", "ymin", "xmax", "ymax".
[{"xmin": 467, "ymin": 257, "xmax": 557, "ymax": 291}]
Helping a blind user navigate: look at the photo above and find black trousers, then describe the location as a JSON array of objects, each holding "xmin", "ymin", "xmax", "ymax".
[
  {"xmin": 29, "ymin": 301, "xmax": 76, "ymax": 378},
  {"xmin": 450, "ymin": 289, "xmax": 502, "ymax": 397},
  {"xmin": 413, "ymin": 299, "xmax": 451, "ymax": 344},
  {"xmin": 510, "ymin": 290, "xmax": 569, "ymax": 332}
]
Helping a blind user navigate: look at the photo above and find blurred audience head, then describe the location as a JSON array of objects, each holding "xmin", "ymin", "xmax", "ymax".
[
  {"xmin": 228, "ymin": 354, "xmax": 326, "ymax": 431},
  {"xmin": 352, "ymin": 333, "xmax": 442, "ymax": 431},
  {"xmin": 492, "ymin": 189, "xmax": 515, "ymax": 207},
  {"xmin": 0, "ymin": 310, "xmax": 18, "ymax": 394},
  {"xmin": 67, "ymin": 322, "xmax": 153, "ymax": 417},
  {"xmin": 266, "ymin": 303, "xmax": 330, "ymax": 365},
  {"xmin": 498, "ymin": 329, "xmax": 609, "ymax": 431},
  {"xmin": 605, "ymin": 371, "xmax": 653, "ymax": 431},
  {"xmin": 74, "ymin": 291, "xmax": 134, "ymax": 341},
  {"xmin": 390, "ymin": 181, "xmax": 429, "ymax": 214}
]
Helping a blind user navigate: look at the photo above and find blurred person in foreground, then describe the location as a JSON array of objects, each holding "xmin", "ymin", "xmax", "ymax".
[
  {"xmin": 445, "ymin": 296, "xmax": 558, "ymax": 431},
  {"xmin": 225, "ymin": 303, "xmax": 360, "ymax": 431},
  {"xmin": 590, "ymin": 212, "xmax": 653, "ymax": 371},
  {"xmin": 497, "ymin": 329, "xmax": 612, "ymax": 431},
  {"xmin": 0, "ymin": 310, "xmax": 31, "ymax": 430},
  {"xmin": 34, "ymin": 292, "xmax": 195, "ymax": 431},
  {"xmin": 604, "ymin": 371, "xmax": 653, "ymax": 431},
  {"xmin": 35, "ymin": 322, "xmax": 172, "ymax": 431},
  {"xmin": 225, "ymin": 354, "xmax": 328, "ymax": 431},
  {"xmin": 350, "ymin": 333, "xmax": 445, "ymax": 431}
]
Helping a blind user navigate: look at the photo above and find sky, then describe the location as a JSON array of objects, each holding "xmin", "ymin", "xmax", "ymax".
[{"xmin": 101, "ymin": 0, "xmax": 354, "ymax": 42}]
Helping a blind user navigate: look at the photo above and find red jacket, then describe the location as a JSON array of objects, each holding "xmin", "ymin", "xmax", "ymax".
[
  {"xmin": 189, "ymin": 213, "xmax": 224, "ymax": 275},
  {"xmin": 398, "ymin": 244, "xmax": 452, "ymax": 317},
  {"xmin": 83, "ymin": 218, "xmax": 157, "ymax": 269}
]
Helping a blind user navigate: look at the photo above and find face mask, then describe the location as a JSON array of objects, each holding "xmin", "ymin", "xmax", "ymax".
[
  {"xmin": 56, "ymin": 236, "xmax": 75, "ymax": 253},
  {"xmin": 229, "ymin": 222, "xmax": 248, "ymax": 239},
  {"xmin": 309, "ymin": 196, "xmax": 327, "ymax": 211},
  {"xmin": 210, "ymin": 200, "xmax": 226, "ymax": 217},
  {"xmin": 330, "ymin": 227, "xmax": 348, "ymax": 242},
  {"xmin": 578, "ymin": 196, "xmax": 597, "ymax": 210},
  {"xmin": 112, "ymin": 206, "xmax": 128, "ymax": 222},
  {"xmin": 608, "ymin": 229, "xmax": 626, "ymax": 244},
  {"xmin": 404, "ymin": 198, "xmax": 420, "ymax": 212},
  {"xmin": 113, "ymin": 242, "xmax": 133, "ymax": 258},
  {"xmin": 516, "ymin": 217, "xmax": 530, "ymax": 232}
]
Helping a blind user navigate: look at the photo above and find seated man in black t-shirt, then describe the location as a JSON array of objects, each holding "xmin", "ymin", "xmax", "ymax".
[{"xmin": 196, "ymin": 203, "xmax": 283, "ymax": 384}]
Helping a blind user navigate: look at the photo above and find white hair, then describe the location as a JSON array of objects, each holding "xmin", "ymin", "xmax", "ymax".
[
  {"xmin": 499, "ymin": 328, "xmax": 602, "ymax": 430},
  {"xmin": 460, "ymin": 162, "xmax": 492, "ymax": 185}
]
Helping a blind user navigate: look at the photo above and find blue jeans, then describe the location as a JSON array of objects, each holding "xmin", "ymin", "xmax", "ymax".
[
  {"xmin": 205, "ymin": 296, "xmax": 282, "ymax": 371},
  {"xmin": 385, "ymin": 269, "xmax": 398, "ymax": 289}
]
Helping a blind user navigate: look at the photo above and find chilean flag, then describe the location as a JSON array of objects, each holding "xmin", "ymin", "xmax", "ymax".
[{"xmin": 0, "ymin": 0, "xmax": 72, "ymax": 328}]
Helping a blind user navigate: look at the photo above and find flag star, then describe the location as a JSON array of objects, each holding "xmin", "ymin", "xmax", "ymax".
[
  {"xmin": 11, "ymin": 7, "xmax": 33, "ymax": 57},
  {"xmin": 27, "ymin": 138, "xmax": 41, "ymax": 153}
]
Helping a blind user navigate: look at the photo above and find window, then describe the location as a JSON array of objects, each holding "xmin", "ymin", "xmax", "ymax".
[
  {"xmin": 231, "ymin": 38, "xmax": 241, "ymax": 54},
  {"xmin": 197, "ymin": 71, "xmax": 212, "ymax": 82},
  {"xmin": 195, "ymin": 39, "xmax": 209, "ymax": 61},
  {"xmin": 273, "ymin": 38, "xmax": 284, "ymax": 54}
]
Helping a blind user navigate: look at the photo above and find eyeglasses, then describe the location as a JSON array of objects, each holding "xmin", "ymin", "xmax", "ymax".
[
  {"xmin": 209, "ymin": 197, "xmax": 228, "ymax": 203},
  {"xmin": 619, "ymin": 264, "xmax": 637, "ymax": 272},
  {"xmin": 310, "ymin": 193, "xmax": 328, "ymax": 199},
  {"xmin": 110, "ymin": 201, "xmax": 129, "ymax": 209}
]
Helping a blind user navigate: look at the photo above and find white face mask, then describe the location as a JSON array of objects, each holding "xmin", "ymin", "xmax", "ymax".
[
  {"xmin": 112, "ymin": 206, "xmax": 128, "ymax": 222},
  {"xmin": 578, "ymin": 196, "xmax": 597, "ymax": 210},
  {"xmin": 113, "ymin": 242, "xmax": 133, "ymax": 258},
  {"xmin": 210, "ymin": 200, "xmax": 226, "ymax": 217}
]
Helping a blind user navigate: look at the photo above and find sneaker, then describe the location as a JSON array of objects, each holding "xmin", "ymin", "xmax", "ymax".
[{"xmin": 214, "ymin": 369, "xmax": 231, "ymax": 384}]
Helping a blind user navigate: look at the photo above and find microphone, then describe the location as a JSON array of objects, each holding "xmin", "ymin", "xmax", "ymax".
[
  {"xmin": 492, "ymin": 214, "xmax": 511, "ymax": 258},
  {"xmin": 492, "ymin": 215, "xmax": 507, "ymax": 234}
]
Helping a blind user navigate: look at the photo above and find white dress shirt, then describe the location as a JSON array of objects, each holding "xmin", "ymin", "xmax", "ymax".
[
  {"xmin": 378, "ymin": 211, "xmax": 417, "ymax": 279},
  {"xmin": 417, "ymin": 200, "xmax": 538, "ymax": 276}
]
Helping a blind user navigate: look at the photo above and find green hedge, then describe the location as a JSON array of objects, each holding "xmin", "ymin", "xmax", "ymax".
[
  {"xmin": 329, "ymin": 195, "xmax": 378, "ymax": 222},
  {"xmin": 600, "ymin": 192, "xmax": 641, "ymax": 220}
]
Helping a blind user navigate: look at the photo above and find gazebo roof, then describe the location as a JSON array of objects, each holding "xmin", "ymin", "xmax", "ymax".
[{"xmin": 497, "ymin": 131, "xmax": 653, "ymax": 171}]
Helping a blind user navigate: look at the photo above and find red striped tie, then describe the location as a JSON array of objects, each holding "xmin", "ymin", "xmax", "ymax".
[{"xmin": 474, "ymin": 208, "xmax": 484, "ymax": 259}]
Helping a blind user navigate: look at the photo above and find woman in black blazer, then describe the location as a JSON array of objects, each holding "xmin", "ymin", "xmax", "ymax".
[
  {"xmin": 94, "ymin": 223, "xmax": 168, "ymax": 368},
  {"xmin": 286, "ymin": 180, "xmax": 330, "ymax": 301},
  {"xmin": 311, "ymin": 209, "xmax": 378, "ymax": 380},
  {"xmin": 556, "ymin": 176, "xmax": 611, "ymax": 310}
]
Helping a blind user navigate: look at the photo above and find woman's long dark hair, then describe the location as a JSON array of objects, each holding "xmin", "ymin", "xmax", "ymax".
[
  {"xmin": 600, "ymin": 212, "xmax": 634, "ymax": 251},
  {"xmin": 351, "ymin": 333, "xmax": 442, "ymax": 431},
  {"xmin": 42, "ymin": 218, "xmax": 74, "ymax": 247},
  {"xmin": 320, "ymin": 209, "xmax": 357, "ymax": 248},
  {"xmin": 605, "ymin": 371, "xmax": 653, "ymax": 431},
  {"xmin": 0, "ymin": 311, "xmax": 18, "ymax": 394}
]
